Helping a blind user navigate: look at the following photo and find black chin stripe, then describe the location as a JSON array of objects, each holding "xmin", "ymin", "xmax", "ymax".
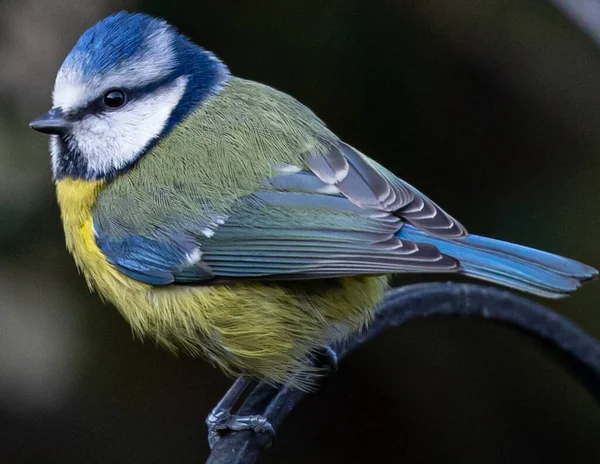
[{"xmin": 53, "ymin": 136, "xmax": 94, "ymax": 180}]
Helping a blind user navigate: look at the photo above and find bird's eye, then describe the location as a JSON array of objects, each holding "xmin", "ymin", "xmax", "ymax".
[{"xmin": 102, "ymin": 89, "xmax": 127, "ymax": 109}]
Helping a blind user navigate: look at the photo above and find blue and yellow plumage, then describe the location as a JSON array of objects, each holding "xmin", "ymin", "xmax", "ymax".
[{"xmin": 31, "ymin": 12, "xmax": 597, "ymax": 389}]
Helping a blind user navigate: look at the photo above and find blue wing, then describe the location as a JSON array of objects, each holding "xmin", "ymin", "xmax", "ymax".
[
  {"xmin": 93, "ymin": 142, "xmax": 464, "ymax": 285},
  {"xmin": 198, "ymin": 191, "xmax": 458, "ymax": 280},
  {"xmin": 94, "ymin": 230, "xmax": 214, "ymax": 285},
  {"xmin": 93, "ymin": 140, "xmax": 596, "ymax": 296}
]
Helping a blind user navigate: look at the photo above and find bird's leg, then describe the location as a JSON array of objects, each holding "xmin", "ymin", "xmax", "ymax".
[
  {"xmin": 205, "ymin": 377, "xmax": 275, "ymax": 449},
  {"xmin": 206, "ymin": 376, "xmax": 251, "ymax": 448},
  {"xmin": 206, "ymin": 345, "xmax": 338, "ymax": 449}
]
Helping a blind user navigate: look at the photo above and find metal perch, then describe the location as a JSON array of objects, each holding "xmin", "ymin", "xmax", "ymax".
[{"xmin": 205, "ymin": 283, "xmax": 600, "ymax": 464}]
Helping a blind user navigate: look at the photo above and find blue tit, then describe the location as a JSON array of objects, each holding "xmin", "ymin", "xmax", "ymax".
[{"xmin": 29, "ymin": 12, "xmax": 597, "ymax": 389}]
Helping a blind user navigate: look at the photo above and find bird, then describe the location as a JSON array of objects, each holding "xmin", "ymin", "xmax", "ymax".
[{"xmin": 30, "ymin": 11, "xmax": 597, "ymax": 390}]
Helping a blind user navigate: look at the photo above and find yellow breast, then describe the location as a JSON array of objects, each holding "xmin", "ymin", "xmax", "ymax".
[
  {"xmin": 55, "ymin": 178, "xmax": 216, "ymax": 341},
  {"xmin": 56, "ymin": 179, "xmax": 135, "ymax": 290},
  {"xmin": 56, "ymin": 178, "xmax": 155, "ymax": 326},
  {"xmin": 55, "ymin": 178, "xmax": 387, "ymax": 388}
]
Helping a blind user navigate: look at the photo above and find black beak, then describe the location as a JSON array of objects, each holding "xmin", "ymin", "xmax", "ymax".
[{"xmin": 29, "ymin": 108, "xmax": 69, "ymax": 135}]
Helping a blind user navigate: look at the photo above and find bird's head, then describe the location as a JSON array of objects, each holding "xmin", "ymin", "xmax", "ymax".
[{"xmin": 30, "ymin": 11, "xmax": 229, "ymax": 180}]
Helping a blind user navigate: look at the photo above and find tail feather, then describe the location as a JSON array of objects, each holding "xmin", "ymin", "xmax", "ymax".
[{"xmin": 397, "ymin": 225, "xmax": 598, "ymax": 298}]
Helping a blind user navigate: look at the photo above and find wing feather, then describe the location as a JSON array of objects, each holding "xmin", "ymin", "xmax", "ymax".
[
  {"xmin": 94, "ymin": 141, "xmax": 465, "ymax": 285},
  {"xmin": 305, "ymin": 142, "xmax": 467, "ymax": 238}
]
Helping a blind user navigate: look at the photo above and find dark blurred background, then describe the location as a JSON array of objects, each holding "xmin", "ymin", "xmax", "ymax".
[{"xmin": 1, "ymin": 0, "xmax": 600, "ymax": 462}]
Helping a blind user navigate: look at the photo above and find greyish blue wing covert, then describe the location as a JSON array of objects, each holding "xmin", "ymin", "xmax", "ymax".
[{"xmin": 93, "ymin": 141, "xmax": 463, "ymax": 285}]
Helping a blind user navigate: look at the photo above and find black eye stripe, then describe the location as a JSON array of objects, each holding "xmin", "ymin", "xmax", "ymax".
[
  {"xmin": 65, "ymin": 77, "xmax": 176, "ymax": 120},
  {"xmin": 66, "ymin": 90, "xmax": 135, "ymax": 119}
]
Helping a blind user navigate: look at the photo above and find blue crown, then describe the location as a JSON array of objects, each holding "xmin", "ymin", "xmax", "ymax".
[{"xmin": 63, "ymin": 11, "xmax": 168, "ymax": 78}]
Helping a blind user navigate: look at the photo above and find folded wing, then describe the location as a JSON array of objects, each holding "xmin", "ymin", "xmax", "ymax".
[
  {"xmin": 306, "ymin": 142, "xmax": 467, "ymax": 238},
  {"xmin": 94, "ymin": 140, "xmax": 467, "ymax": 285}
]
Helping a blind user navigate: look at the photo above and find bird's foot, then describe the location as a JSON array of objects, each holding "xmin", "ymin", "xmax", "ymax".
[
  {"xmin": 205, "ymin": 377, "xmax": 275, "ymax": 449},
  {"xmin": 206, "ymin": 409, "xmax": 275, "ymax": 449}
]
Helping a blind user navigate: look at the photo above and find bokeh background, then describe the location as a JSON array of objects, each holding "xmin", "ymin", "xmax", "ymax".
[{"xmin": 1, "ymin": 0, "xmax": 600, "ymax": 462}]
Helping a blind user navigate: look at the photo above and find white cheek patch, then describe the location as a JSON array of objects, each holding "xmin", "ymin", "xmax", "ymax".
[
  {"xmin": 53, "ymin": 25, "xmax": 176, "ymax": 111},
  {"xmin": 70, "ymin": 75, "xmax": 188, "ymax": 175}
]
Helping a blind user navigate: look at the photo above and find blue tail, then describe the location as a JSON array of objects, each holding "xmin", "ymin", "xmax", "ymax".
[{"xmin": 397, "ymin": 225, "xmax": 598, "ymax": 298}]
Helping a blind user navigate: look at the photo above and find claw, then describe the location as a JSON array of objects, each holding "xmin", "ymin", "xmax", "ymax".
[
  {"xmin": 206, "ymin": 409, "xmax": 231, "ymax": 449},
  {"xmin": 206, "ymin": 410, "xmax": 275, "ymax": 449}
]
